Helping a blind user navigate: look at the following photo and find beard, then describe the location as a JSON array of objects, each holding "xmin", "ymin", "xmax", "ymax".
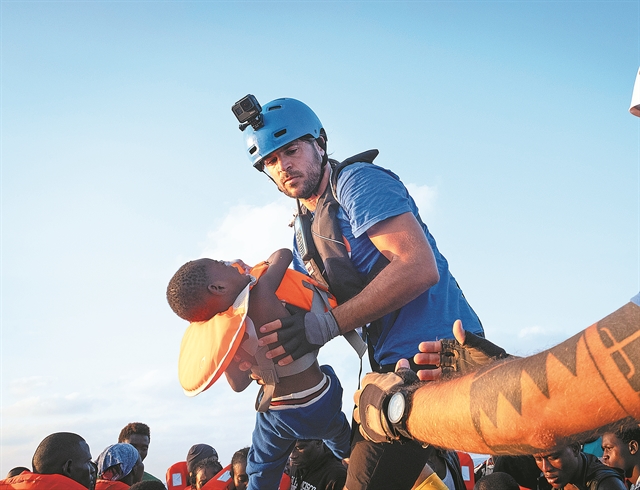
[{"xmin": 278, "ymin": 146, "xmax": 323, "ymax": 199}]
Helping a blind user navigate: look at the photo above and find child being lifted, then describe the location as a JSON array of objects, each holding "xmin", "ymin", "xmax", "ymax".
[{"xmin": 166, "ymin": 249, "xmax": 355, "ymax": 490}]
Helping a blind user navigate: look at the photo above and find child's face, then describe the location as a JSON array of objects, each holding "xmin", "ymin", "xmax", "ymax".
[
  {"xmin": 199, "ymin": 259, "xmax": 251, "ymax": 316},
  {"xmin": 232, "ymin": 462, "xmax": 248, "ymax": 490}
]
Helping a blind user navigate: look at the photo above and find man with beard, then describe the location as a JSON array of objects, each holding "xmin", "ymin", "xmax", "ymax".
[{"xmin": 232, "ymin": 95, "xmax": 484, "ymax": 490}]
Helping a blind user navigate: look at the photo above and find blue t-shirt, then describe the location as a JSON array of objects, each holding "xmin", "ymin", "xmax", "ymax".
[{"xmin": 295, "ymin": 162, "xmax": 483, "ymax": 366}]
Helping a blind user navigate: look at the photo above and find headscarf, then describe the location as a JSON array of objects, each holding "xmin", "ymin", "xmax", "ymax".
[{"xmin": 96, "ymin": 443, "xmax": 140, "ymax": 481}]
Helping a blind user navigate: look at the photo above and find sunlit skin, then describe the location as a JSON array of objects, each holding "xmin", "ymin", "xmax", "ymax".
[
  {"xmin": 534, "ymin": 447, "xmax": 581, "ymax": 489},
  {"xmin": 602, "ymin": 433, "xmax": 629, "ymax": 474},
  {"xmin": 232, "ymin": 462, "xmax": 248, "ymax": 490},
  {"xmin": 257, "ymin": 147, "xmax": 439, "ymax": 365},
  {"xmin": 602, "ymin": 431, "xmax": 640, "ymax": 483},
  {"xmin": 262, "ymin": 139, "xmax": 324, "ymax": 200}
]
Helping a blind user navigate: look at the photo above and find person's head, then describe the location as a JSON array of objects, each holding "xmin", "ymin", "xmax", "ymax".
[
  {"xmin": 96, "ymin": 443, "xmax": 144, "ymax": 485},
  {"xmin": 32, "ymin": 432, "xmax": 97, "ymax": 490},
  {"xmin": 230, "ymin": 447, "xmax": 249, "ymax": 490},
  {"xmin": 474, "ymin": 472, "xmax": 520, "ymax": 490},
  {"xmin": 289, "ymin": 440, "xmax": 325, "ymax": 470},
  {"xmin": 533, "ymin": 444, "xmax": 582, "ymax": 489},
  {"xmin": 6, "ymin": 466, "xmax": 30, "ymax": 478},
  {"xmin": 238, "ymin": 97, "xmax": 328, "ymax": 200},
  {"xmin": 167, "ymin": 259, "xmax": 251, "ymax": 322},
  {"xmin": 602, "ymin": 424, "xmax": 640, "ymax": 477},
  {"xmin": 118, "ymin": 422, "xmax": 151, "ymax": 462},
  {"xmin": 186, "ymin": 444, "xmax": 219, "ymax": 484},
  {"xmin": 192, "ymin": 456, "xmax": 222, "ymax": 490}
]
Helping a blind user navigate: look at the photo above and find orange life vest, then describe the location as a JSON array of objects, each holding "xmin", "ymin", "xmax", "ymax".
[
  {"xmin": 166, "ymin": 461, "xmax": 189, "ymax": 490},
  {"xmin": 201, "ymin": 464, "xmax": 234, "ymax": 490},
  {"xmin": 95, "ymin": 480, "xmax": 129, "ymax": 490},
  {"xmin": 0, "ymin": 472, "xmax": 88, "ymax": 489},
  {"xmin": 178, "ymin": 262, "xmax": 339, "ymax": 405}
]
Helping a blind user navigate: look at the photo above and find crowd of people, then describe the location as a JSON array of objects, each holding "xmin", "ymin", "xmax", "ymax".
[
  {"xmin": 4, "ymin": 92, "xmax": 640, "ymax": 490},
  {"xmin": 2, "ymin": 417, "xmax": 639, "ymax": 489}
]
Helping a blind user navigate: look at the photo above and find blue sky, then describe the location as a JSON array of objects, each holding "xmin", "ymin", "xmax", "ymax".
[{"xmin": 2, "ymin": 0, "xmax": 639, "ymax": 481}]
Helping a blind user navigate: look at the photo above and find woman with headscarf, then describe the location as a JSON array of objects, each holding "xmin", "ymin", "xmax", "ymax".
[{"xmin": 95, "ymin": 443, "xmax": 144, "ymax": 489}]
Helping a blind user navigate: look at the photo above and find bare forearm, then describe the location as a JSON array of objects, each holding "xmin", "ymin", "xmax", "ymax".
[
  {"xmin": 406, "ymin": 302, "xmax": 640, "ymax": 454},
  {"xmin": 332, "ymin": 255, "xmax": 436, "ymax": 333}
]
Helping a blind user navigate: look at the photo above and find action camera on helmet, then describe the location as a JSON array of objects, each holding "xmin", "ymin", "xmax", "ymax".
[{"xmin": 232, "ymin": 94, "xmax": 264, "ymax": 131}]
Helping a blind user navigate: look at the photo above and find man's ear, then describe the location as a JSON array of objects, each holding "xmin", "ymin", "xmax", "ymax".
[
  {"xmin": 61, "ymin": 459, "xmax": 73, "ymax": 478},
  {"xmin": 629, "ymin": 440, "xmax": 639, "ymax": 455}
]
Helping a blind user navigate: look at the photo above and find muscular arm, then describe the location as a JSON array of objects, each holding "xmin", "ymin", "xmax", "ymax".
[
  {"xmin": 259, "ymin": 212, "xmax": 439, "ymax": 359},
  {"xmin": 331, "ymin": 211, "xmax": 439, "ymax": 333},
  {"xmin": 404, "ymin": 302, "xmax": 640, "ymax": 455}
]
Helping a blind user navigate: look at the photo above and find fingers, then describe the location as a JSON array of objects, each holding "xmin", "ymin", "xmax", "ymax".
[
  {"xmin": 257, "ymin": 332, "xmax": 279, "ymax": 347},
  {"xmin": 260, "ymin": 319, "xmax": 283, "ymax": 334},
  {"xmin": 418, "ymin": 340, "xmax": 442, "ymax": 354},
  {"xmin": 275, "ymin": 354, "xmax": 294, "ymax": 366},
  {"xmin": 417, "ymin": 367, "xmax": 442, "ymax": 381},
  {"xmin": 452, "ymin": 319, "xmax": 466, "ymax": 344},
  {"xmin": 395, "ymin": 358, "xmax": 410, "ymax": 371},
  {"xmin": 413, "ymin": 352, "xmax": 441, "ymax": 366},
  {"xmin": 264, "ymin": 345, "xmax": 286, "ymax": 360}
]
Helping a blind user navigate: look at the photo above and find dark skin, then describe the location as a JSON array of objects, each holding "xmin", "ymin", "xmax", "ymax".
[{"xmin": 222, "ymin": 248, "xmax": 324, "ymax": 396}]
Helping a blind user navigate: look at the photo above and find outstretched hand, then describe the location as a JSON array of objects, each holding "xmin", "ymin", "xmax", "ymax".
[{"xmin": 258, "ymin": 310, "xmax": 340, "ymax": 366}]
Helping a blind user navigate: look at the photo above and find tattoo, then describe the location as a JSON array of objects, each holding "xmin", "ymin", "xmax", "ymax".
[
  {"xmin": 469, "ymin": 303, "xmax": 640, "ymax": 453},
  {"xmin": 595, "ymin": 304, "xmax": 640, "ymax": 392}
]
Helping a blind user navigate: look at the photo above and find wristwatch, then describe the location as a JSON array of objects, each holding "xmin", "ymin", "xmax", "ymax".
[{"xmin": 386, "ymin": 389, "xmax": 413, "ymax": 439}]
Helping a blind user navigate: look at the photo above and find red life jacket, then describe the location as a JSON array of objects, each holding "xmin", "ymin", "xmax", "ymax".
[
  {"xmin": 0, "ymin": 472, "xmax": 88, "ymax": 489},
  {"xmin": 201, "ymin": 464, "xmax": 234, "ymax": 490},
  {"xmin": 166, "ymin": 461, "xmax": 189, "ymax": 490},
  {"xmin": 456, "ymin": 451, "xmax": 475, "ymax": 490},
  {"xmin": 95, "ymin": 480, "xmax": 129, "ymax": 490}
]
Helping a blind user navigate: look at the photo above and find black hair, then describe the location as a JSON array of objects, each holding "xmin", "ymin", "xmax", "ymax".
[
  {"xmin": 166, "ymin": 260, "xmax": 210, "ymax": 321},
  {"xmin": 32, "ymin": 432, "xmax": 86, "ymax": 475},
  {"xmin": 192, "ymin": 456, "xmax": 223, "ymax": 488},
  {"xmin": 615, "ymin": 423, "xmax": 640, "ymax": 445},
  {"xmin": 118, "ymin": 422, "xmax": 150, "ymax": 443},
  {"xmin": 474, "ymin": 472, "xmax": 520, "ymax": 490},
  {"xmin": 7, "ymin": 467, "xmax": 30, "ymax": 478},
  {"xmin": 230, "ymin": 447, "xmax": 249, "ymax": 477}
]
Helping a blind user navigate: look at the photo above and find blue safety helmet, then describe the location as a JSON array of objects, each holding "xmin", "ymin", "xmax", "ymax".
[{"xmin": 243, "ymin": 98, "xmax": 326, "ymax": 172}]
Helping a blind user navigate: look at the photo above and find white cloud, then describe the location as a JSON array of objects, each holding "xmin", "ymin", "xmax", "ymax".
[
  {"xmin": 9, "ymin": 376, "xmax": 58, "ymax": 396},
  {"xmin": 406, "ymin": 183, "xmax": 438, "ymax": 217},
  {"xmin": 200, "ymin": 198, "xmax": 296, "ymax": 265}
]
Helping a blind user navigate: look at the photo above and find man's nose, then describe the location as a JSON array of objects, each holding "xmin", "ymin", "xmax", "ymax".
[
  {"xmin": 277, "ymin": 155, "xmax": 293, "ymax": 172},
  {"xmin": 540, "ymin": 459, "xmax": 553, "ymax": 472}
]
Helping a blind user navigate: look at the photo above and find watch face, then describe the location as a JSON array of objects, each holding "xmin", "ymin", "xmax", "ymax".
[{"xmin": 387, "ymin": 392, "xmax": 405, "ymax": 424}]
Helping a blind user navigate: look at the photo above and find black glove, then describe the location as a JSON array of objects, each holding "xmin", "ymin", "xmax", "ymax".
[
  {"xmin": 353, "ymin": 368, "xmax": 422, "ymax": 443},
  {"xmin": 440, "ymin": 331, "xmax": 511, "ymax": 377},
  {"xmin": 270, "ymin": 310, "xmax": 340, "ymax": 362}
]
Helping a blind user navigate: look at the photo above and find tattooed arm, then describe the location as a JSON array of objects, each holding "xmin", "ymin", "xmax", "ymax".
[
  {"xmin": 404, "ymin": 301, "xmax": 640, "ymax": 454},
  {"xmin": 354, "ymin": 299, "xmax": 639, "ymax": 454}
]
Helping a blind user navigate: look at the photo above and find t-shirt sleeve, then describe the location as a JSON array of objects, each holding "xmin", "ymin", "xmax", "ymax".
[{"xmin": 336, "ymin": 163, "xmax": 414, "ymax": 238}]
